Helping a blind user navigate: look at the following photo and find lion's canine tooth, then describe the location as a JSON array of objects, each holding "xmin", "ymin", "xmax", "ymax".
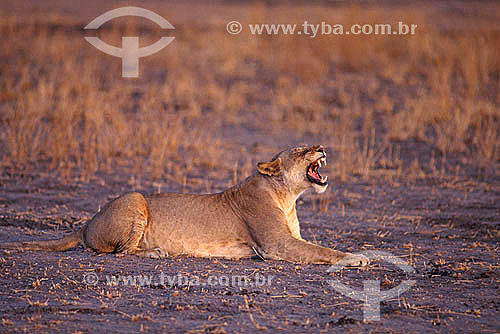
[{"xmin": 318, "ymin": 160, "xmax": 322, "ymax": 168}]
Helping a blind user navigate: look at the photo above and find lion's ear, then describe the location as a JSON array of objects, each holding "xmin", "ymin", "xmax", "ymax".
[{"xmin": 257, "ymin": 157, "xmax": 282, "ymax": 176}]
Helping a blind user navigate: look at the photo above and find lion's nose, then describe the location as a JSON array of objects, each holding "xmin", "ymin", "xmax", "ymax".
[{"xmin": 317, "ymin": 146, "xmax": 326, "ymax": 156}]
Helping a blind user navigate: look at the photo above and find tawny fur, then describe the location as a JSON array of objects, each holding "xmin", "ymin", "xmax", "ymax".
[{"xmin": 1, "ymin": 145, "xmax": 368, "ymax": 266}]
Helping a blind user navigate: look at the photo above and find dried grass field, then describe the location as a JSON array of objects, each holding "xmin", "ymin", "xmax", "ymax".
[{"xmin": 0, "ymin": 0, "xmax": 499, "ymax": 333}]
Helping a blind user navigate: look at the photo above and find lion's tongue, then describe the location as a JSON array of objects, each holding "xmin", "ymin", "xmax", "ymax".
[{"xmin": 308, "ymin": 166, "xmax": 321, "ymax": 180}]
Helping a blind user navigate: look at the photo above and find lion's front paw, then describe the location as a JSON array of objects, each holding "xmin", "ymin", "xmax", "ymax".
[{"xmin": 337, "ymin": 253, "xmax": 370, "ymax": 267}]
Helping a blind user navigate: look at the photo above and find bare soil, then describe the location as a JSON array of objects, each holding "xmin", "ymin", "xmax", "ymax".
[{"xmin": 0, "ymin": 143, "xmax": 499, "ymax": 333}]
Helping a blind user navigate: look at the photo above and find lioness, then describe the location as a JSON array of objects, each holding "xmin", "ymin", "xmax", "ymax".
[{"xmin": 2, "ymin": 145, "xmax": 368, "ymax": 266}]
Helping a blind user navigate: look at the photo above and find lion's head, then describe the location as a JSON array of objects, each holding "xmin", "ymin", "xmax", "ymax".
[{"xmin": 257, "ymin": 145, "xmax": 328, "ymax": 194}]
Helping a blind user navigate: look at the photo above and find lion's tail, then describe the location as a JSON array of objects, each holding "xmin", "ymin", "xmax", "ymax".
[{"xmin": 1, "ymin": 231, "xmax": 82, "ymax": 252}]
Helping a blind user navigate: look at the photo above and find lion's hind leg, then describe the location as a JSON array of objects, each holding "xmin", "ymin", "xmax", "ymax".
[
  {"xmin": 83, "ymin": 192, "xmax": 150, "ymax": 255},
  {"xmin": 131, "ymin": 247, "xmax": 168, "ymax": 259}
]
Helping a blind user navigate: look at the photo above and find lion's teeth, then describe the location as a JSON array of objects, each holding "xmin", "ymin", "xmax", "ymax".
[{"xmin": 318, "ymin": 160, "xmax": 322, "ymax": 167}]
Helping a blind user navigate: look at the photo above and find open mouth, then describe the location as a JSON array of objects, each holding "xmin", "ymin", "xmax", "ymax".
[{"xmin": 307, "ymin": 155, "xmax": 328, "ymax": 186}]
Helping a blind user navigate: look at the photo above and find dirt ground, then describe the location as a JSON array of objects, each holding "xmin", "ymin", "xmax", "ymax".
[{"xmin": 1, "ymin": 138, "xmax": 499, "ymax": 333}]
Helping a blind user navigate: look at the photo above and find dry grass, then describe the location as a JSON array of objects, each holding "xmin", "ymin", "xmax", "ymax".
[{"xmin": 0, "ymin": 2, "xmax": 499, "ymax": 182}]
